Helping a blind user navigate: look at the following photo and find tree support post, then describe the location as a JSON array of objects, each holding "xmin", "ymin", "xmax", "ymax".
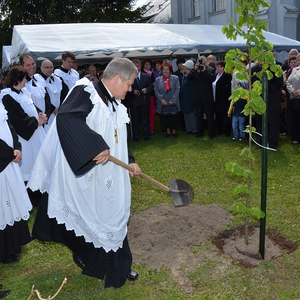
[{"xmin": 259, "ymin": 71, "xmax": 268, "ymax": 259}]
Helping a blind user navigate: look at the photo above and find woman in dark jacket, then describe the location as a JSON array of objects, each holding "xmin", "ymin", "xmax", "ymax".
[
  {"xmin": 141, "ymin": 58, "xmax": 156, "ymax": 134},
  {"xmin": 212, "ymin": 60, "xmax": 232, "ymax": 136}
]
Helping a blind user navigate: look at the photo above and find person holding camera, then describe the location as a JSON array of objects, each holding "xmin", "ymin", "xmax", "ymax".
[
  {"xmin": 126, "ymin": 59, "xmax": 153, "ymax": 142},
  {"xmin": 187, "ymin": 56, "xmax": 216, "ymax": 139}
]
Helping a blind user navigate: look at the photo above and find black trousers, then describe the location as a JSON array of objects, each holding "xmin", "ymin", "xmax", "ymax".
[
  {"xmin": 130, "ymin": 106, "xmax": 150, "ymax": 141},
  {"xmin": 195, "ymin": 101, "xmax": 215, "ymax": 137},
  {"xmin": 160, "ymin": 113, "xmax": 180, "ymax": 132},
  {"xmin": 256, "ymin": 109, "xmax": 281, "ymax": 149},
  {"xmin": 291, "ymin": 110, "xmax": 300, "ymax": 142},
  {"xmin": 216, "ymin": 112, "xmax": 231, "ymax": 136}
]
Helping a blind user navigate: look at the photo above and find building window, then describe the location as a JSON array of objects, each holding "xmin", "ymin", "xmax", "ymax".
[
  {"xmin": 193, "ymin": 0, "xmax": 200, "ymax": 17},
  {"xmin": 213, "ymin": 0, "xmax": 225, "ymax": 12}
]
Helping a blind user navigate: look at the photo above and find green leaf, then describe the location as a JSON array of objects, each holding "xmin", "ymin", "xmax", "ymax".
[
  {"xmin": 248, "ymin": 207, "xmax": 266, "ymax": 219},
  {"xmin": 233, "ymin": 184, "xmax": 250, "ymax": 196}
]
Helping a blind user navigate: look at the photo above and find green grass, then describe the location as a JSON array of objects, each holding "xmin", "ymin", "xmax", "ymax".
[{"xmin": 1, "ymin": 120, "xmax": 300, "ymax": 299}]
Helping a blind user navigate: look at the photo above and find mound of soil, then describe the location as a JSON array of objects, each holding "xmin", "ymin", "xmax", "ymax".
[
  {"xmin": 128, "ymin": 203, "xmax": 233, "ymax": 271},
  {"xmin": 128, "ymin": 203, "xmax": 298, "ymax": 285}
]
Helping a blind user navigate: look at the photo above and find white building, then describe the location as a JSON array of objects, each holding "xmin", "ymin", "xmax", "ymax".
[
  {"xmin": 171, "ymin": 0, "xmax": 300, "ymax": 42},
  {"xmin": 169, "ymin": 0, "xmax": 300, "ymax": 61}
]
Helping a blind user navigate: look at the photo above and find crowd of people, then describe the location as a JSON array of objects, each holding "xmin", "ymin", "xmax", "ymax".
[
  {"xmin": 122, "ymin": 50, "xmax": 300, "ymax": 150},
  {"xmin": 0, "ymin": 48, "xmax": 300, "ymax": 296}
]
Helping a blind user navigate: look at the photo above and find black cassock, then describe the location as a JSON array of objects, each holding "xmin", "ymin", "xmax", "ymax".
[{"xmin": 32, "ymin": 81, "xmax": 135, "ymax": 288}]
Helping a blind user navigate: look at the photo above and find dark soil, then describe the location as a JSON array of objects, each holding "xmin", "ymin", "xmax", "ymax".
[
  {"xmin": 128, "ymin": 203, "xmax": 298, "ymax": 290},
  {"xmin": 212, "ymin": 225, "xmax": 298, "ymax": 268}
]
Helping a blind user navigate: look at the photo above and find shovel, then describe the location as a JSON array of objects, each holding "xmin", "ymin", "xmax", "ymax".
[{"xmin": 109, "ymin": 155, "xmax": 194, "ymax": 207}]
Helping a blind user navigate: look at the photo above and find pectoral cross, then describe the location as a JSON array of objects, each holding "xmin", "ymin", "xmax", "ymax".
[{"xmin": 115, "ymin": 129, "xmax": 118, "ymax": 144}]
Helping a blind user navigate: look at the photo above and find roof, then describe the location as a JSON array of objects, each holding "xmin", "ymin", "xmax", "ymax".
[
  {"xmin": 143, "ymin": 0, "xmax": 171, "ymax": 23},
  {"xmin": 9, "ymin": 23, "xmax": 300, "ymax": 65}
]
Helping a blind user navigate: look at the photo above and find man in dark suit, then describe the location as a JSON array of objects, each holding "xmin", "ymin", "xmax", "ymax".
[
  {"xmin": 252, "ymin": 60, "xmax": 283, "ymax": 150},
  {"xmin": 187, "ymin": 56, "xmax": 216, "ymax": 139},
  {"xmin": 174, "ymin": 57, "xmax": 186, "ymax": 131},
  {"xmin": 126, "ymin": 59, "xmax": 153, "ymax": 141}
]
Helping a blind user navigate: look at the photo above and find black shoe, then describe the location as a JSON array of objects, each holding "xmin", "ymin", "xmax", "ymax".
[
  {"xmin": 127, "ymin": 270, "xmax": 139, "ymax": 281},
  {"xmin": 0, "ymin": 290, "xmax": 10, "ymax": 299},
  {"xmin": 164, "ymin": 134, "xmax": 171, "ymax": 138},
  {"xmin": 2, "ymin": 254, "xmax": 20, "ymax": 264},
  {"xmin": 172, "ymin": 134, "xmax": 177, "ymax": 138},
  {"xmin": 72, "ymin": 252, "xmax": 86, "ymax": 270},
  {"xmin": 195, "ymin": 134, "xmax": 203, "ymax": 138}
]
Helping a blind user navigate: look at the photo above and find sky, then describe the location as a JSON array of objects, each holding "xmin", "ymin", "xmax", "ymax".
[{"xmin": 133, "ymin": 0, "xmax": 148, "ymax": 8}]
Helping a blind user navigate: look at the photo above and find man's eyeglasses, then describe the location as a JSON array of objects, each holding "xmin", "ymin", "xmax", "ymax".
[{"xmin": 42, "ymin": 66, "xmax": 53, "ymax": 69}]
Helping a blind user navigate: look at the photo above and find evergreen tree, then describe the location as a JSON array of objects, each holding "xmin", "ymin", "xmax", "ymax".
[{"xmin": 0, "ymin": 0, "xmax": 147, "ymax": 65}]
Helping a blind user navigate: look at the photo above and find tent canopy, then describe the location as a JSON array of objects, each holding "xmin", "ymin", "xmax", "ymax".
[
  {"xmin": 10, "ymin": 23, "xmax": 300, "ymax": 65},
  {"xmin": 2, "ymin": 46, "xmax": 12, "ymax": 71}
]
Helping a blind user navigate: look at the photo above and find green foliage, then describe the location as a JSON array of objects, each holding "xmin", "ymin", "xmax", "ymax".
[
  {"xmin": 226, "ymin": 162, "xmax": 254, "ymax": 179},
  {"xmin": 230, "ymin": 203, "xmax": 265, "ymax": 219},
  {"xmin": 223, "ymin": 0, "xmax": 283, "ymax": 233},
  {"xmin": 240, "ymin": 147, "xmax": 255, "ymax": 160},
  {"xmin": 0, "ymin": 0, "xmax": 147, "ymax": 64}
]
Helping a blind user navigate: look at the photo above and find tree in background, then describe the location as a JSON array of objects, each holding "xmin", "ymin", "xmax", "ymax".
[
  {"xmin": 79, "ymin": 0, "xmax": 147, "ymax": 23},
  {"xmin": 0, "ymin": 0, "xmax": 147, "ymax": 65}
]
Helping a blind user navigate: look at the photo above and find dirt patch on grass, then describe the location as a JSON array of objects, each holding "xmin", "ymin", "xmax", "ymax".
[
  {"xmin": 212, "ymin": 225, "xmax": 298, "ymax": 268},
  {"xmin": 128, "ymin": 203, "xmax": 298, "ymax": 291}
]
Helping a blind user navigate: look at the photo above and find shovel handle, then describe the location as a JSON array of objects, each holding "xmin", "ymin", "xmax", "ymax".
[{"xmin": 108, "ymin": 155, "xmax": 170, "ymax": 192}]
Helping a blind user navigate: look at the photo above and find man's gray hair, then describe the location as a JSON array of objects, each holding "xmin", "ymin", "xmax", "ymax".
[
  {"xmin": 41, "ymin": 59, "xmax": 53, "ymax": 67},
  {"xmin": 289, "ymin": 49, "xmax": 299, "ymax": 54},
  {"xmin": 103, "ymin": 58, "xmax": 138, "ymax": 81},
  {"xmin": 200, "ymin": 55, "xmax": 207, "ymax": 63}
]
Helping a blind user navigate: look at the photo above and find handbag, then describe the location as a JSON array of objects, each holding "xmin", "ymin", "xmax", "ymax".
[{"xmin": 161, "ymin": 104, "xmax": 177, "ymax": 115}]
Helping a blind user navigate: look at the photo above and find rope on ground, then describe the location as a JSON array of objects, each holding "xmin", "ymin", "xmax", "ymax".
[{"xmin": 26, "ymin": 278, "xmax": 67, "ymax": 300}]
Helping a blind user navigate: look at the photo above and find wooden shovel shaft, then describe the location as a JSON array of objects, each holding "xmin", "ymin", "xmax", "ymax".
[{"xmin": 108, "ymin": 155, "xmax": 170, "ymax": 192}]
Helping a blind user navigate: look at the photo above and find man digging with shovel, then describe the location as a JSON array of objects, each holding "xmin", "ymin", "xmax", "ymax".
[{"xmin": 27, "ymin": 58, "xmax": 141, "ymax": 288}]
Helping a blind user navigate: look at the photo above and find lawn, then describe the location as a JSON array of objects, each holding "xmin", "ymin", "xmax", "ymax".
[{"xmin": 1, "ymin": 120, "xmax": 300, "ymax": 300}]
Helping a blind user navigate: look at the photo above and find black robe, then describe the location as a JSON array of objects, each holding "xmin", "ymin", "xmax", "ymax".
[{"xmin": 32, "ymin": 80, "xmax": 135, "ymax": 288}]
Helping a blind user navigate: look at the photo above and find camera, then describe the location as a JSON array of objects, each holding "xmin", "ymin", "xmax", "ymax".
[{"xmin": 198, "ymin": 59, "xmax": 204, "ymax": 71}]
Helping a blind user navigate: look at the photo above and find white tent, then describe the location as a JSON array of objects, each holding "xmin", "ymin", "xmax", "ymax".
[
  {"xmin": 2, "ymin": 46, "xmax": 12, "ymax": 71},
  {"xmin": 10, "ymin": 23, "xmax": 300, "ymax": 66}
]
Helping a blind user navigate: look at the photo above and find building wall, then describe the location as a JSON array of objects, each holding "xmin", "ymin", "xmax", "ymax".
[{"xmin": 171, "ymin": 0, "xmax": 300, "ymax": 41}]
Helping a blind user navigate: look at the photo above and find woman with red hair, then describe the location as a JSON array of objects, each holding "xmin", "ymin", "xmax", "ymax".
[{"xmin": 154, "ymin": 62, "xmax": 181, "ymax": 137}]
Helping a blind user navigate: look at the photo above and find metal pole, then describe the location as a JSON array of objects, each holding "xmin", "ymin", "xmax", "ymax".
[{"xmin": 259, "ymin": 71, "xmax": 268, "ymax": 259}]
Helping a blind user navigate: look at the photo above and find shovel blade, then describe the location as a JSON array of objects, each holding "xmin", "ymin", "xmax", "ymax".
[{"xmin": 168, "ymin": 179, "xmax": 194, "ymax": 207}]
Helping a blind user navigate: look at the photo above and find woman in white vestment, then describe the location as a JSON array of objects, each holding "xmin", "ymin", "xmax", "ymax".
[
  {"xmin": 0, "ymin": 102, "xmax": 32, "ymax": 264},
  {"xmin": 0, "ymin": 66, "xmax": 48, "ymax": 206}
]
